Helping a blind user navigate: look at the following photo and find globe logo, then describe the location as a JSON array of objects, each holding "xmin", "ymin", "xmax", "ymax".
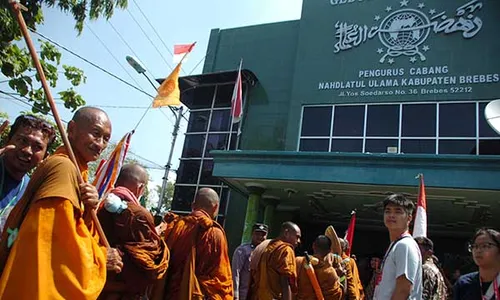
[{"xmin": 378, "ymin": 9, "xmax": 431, "ymax": 63}]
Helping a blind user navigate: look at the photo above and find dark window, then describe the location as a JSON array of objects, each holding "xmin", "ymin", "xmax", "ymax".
[
  {"xmin": 199, "ymin": 160, "xmax": 220, "ymax": 185},
  {"xmin": 330, "ymin": 139, "xmax": 363, "ymax": 152},
  {"xmin": 219, "ymin": 187, "xmax": 230, "ymax": 216},
  {"xmin": 333, "ymin": 105, "xmax": 365, "ymax": 137},
  {"xmin": 209, "ymin": 109, "xmax": 238, "ymax": 132},
  {"xmin": 301, "ymin": 107, "xmax": 332, "ymax": 137},
  {"xmin": 182, "ymin": 85, "xmax": 216, "ymax": 109},
  {"xmin": 176, "ymin": 160, "xmax": 201, "ymax": 184},
  {"xmin": 365, "ymin": 139, "xmax": 398, "ymax": 153},
  {"xmin": 439, "ymin": 140, "xmax": 476, "ymax": 154},
  {"xmin": 402, "ymin": 104, "xmax": 436, "ymax": 137},
  {"xmin": 171, "ymin": 185, "xmax": 196, "ymax": 211},
  {"xmin": 187, "ymin": 110, "xmax": 210, "ymax": 133},
  {"xmin": 366, "ymin": 105, "xmax": 399, "ymax": 137},
  {"xmin": 299, "ymin": 139, "xmax": 329, "ymax": 151},
  {"xmin": 214, "ymin": 84, "xmax": 242, "ymax": 108},
  {"xmin": 479, "ymin": 102, "xmax": 500, "ymax": 137},
  {"xmin": 205, "ymin": 133, "xmax": 237, "ymax": 156},
  {"xmin": 479, "ymin": 140, "xmax": 500, "ymax": 155},
  {"xmin": 439, "ymin": 103, "xmax": 476, "ymax": 137},
  {"xmin": 182, "ymin": 134, "xmax": 205, "ymax": 158},
  {"xmin": 401, "ymin": 139, "xmax": 436, "ymax": 154}
]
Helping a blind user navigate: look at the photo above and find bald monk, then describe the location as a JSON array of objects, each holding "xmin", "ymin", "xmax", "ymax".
[
  {"xmin": 339, "ymin": 238, "xmax": 365, "ymax": 300},
  {"xmin": 0, "ymin": 107, "xmax": 123, "ymax": 299},
  {"xmin": 153, "ymin": 187, "xmax": 232, "ymax": 300},
  {"xmin": 295, "ymin": 235, "xmax": 343, "ymax": 300},
  {"xmin": 98, "ymin": 164, "xmax": 169, "ymax": 299},
  {"xmin": 248, "ymin": 221, "xmax": 301, "ymax": 300}
]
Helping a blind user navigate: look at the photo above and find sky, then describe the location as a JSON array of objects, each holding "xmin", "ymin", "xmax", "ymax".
[{"xmin": 1, "ymin": 0, "xmax": 303, "ymax": 206}]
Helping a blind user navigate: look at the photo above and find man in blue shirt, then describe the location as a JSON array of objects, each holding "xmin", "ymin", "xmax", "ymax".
[
  {"xmin": 0, "ymin": 115, "xmax": 55, "ymax": 231},
  {"xmin": 232, "ymin": 223, "xmax": 269, "ymax": 300}
]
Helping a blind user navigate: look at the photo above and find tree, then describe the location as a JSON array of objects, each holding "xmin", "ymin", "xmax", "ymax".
[
  {"xmin": 0, "ymin": 0, "xmax": 127, "ymax": 114},
  {"xmin": 153, "ymin": 182, "xmax": 175, "ymax": 215}
]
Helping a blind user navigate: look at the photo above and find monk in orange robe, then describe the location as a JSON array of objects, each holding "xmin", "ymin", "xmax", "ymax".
[
  {"xmin": 98, "ymin": 164, "xmax": 169, "ymax": 299},
  {"xmin": 339, "ymin": 238, "xmax": 365, "ymax": 300},
  {"xmin": 152, "ymin": 187, "xmax": 232, "ymax": 300},
  {"xmin": 0, "ymin": 107, "xmax": 123, "ymax": 299},
  {"xmin": 248, "ymin": 221, "xmax": 301, "ymax": 300},
  {"xmin": 295, "ymin": 235, "xmax": 343, "ymax": 300}
]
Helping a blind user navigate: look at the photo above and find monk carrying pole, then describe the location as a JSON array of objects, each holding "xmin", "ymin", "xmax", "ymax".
[{"xmin": 9, "ymin": 0, "xmax": 110, "ymax": 248}]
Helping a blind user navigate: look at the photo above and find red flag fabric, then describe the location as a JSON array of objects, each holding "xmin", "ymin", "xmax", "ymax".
[
  {"xmin": 231, "ymin": 60, "xmax": 243, "ymax": 124},
  {"xmin": 173, "ymin": 42, "xmax": 196, "ymax": 63},
  {"xmin": 344, "ymin": 211, "xmax": 356, "ymax": 256},
  {"xmin": 413, "ymin": 174, "xmax": 427, "ymax": 238}
]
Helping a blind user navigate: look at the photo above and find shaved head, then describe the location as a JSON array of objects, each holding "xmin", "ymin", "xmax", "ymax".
[
  {"xmin": 115, "ymin": 164, "xmax": 148, "ymax": 199},
  {"xmin": 72, "ymin": 106, "xmax": 109, "ymax": 125},
  {"xmin": 313, "ymin": 235, "xmax": 332, "ymax": 256},
  {"xmin": 192, "ymin": 188, "xmax": 220, "ymax": 219},
  {"xmin": 280, "ymin": 221, "xmax": 301, "ymax": 249},
  {"xmin": 339, "ymin": 238, "xmax": 349, "ymax": 252}
]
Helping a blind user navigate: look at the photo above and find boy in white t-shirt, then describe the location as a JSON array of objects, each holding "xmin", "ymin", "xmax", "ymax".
[{"xmin": 374, "ymin": 194, "xmax": 422, "ymax": 300}]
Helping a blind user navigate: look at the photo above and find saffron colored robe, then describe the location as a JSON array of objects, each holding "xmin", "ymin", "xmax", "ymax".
[
  {"xmin": 295, "ymin": 256, "xmax": 343, "ymax": 300},
  {"xmin": 0, "ymin": 147, "xmax": 107, "ymax": 299},
  {"xmin": 248, "ymin": 239, "xmax": 297, "ymax": 300},
  {"xmin": 342, "ymin": 254, "xmax": 365, "ymax": 300},
  {"xmin": 153, "ymin": 210, "xmax": 232, "ymax": 300}
]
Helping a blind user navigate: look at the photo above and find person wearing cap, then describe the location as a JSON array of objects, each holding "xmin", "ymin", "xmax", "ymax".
[
  {"xmin": 415, "ymin": 236, "xmax": 449, "ymax": 300},
  {"xmin": 232, "ymin": 223, "xmax": 268, "ymax": 300}
]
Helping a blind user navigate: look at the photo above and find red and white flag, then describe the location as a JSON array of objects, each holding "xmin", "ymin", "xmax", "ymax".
[
  {"xmin": 173, "ymin": 43, "xmax": 196, "ymax": 64},
  {"xmin": 413, "ymin": 174, "xmax": 427, "ymax": 238},
  {"xmin": 231, "ymin": 60, "xmax": 243, "ymax": 124},
  {"xmin": 344, "ymin": 210, "xmax": 356, "ymax": 256}
]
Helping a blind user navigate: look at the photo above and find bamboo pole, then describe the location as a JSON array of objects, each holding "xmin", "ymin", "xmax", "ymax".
[{"xmin": 9, "ymin": 0, "xmax": 110, "ymax": 248}]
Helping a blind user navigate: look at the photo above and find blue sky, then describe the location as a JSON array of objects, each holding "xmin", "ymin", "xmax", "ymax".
[{"xmin": 1, "ymin": 0, "xmax": 303, "ymax": 204}]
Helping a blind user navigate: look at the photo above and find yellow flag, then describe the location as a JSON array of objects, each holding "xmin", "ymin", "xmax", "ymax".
[{"xmin": 153, "ymin": 62, "xmax": 181, "ymax": 107}]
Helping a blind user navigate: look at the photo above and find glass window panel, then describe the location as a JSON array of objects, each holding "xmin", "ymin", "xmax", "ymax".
[
  {"xmin": 209, "ymin": 109, "xmax": 238, "ymax": 132},
  {"xmin": 182, "ymin": 85, "xmax": 216, "ymax": 109},
  {"xmin": 171, "ymin": 185, "xmax": 196, "ymax": 211},
  {"xmin": 182, "ymin": 134, "xmax": 205, "ymax": 158},
  {"xmin": 401, "ymin": 139, "xmax": 436, "ymax": 154},
  {"xmin": 402, "ymin": 104, "xmax": 436, "ymax": 137},
  {"xmin": 439, "ymin": 140, "xmax": 476, "ymax": 155},
  {"xmin": 333, "ymin": 105, "xmax": 365, "ymax": 137},
  {"xmin": 479, "ymin": 139, "xmax": 500, "ymax": 155},
  {"xmin": 299, "ymin": 139, "xmax": 329, "ymax": 152},
  {"xmin": 366, "ymin": 105, "xmax": 399, "ymax": 137},
  {"xmin": 479, "ymin": 102, "xmax": 500, "ymax": 137},
  {"xmin": 199, "ymin": 160, "xmax": 220, "ymax": 185},
  {"xmin": 214, "ymin": 84, "xmax": 236, "ymax": 108},
  {"xmin": 205, "ymin": 133, "xmax": 237, "ymax": 156},
  {"xmin": 187, "ymin": 111, "xmax": 210, "ymax": 133},
  {"xmin": 176, "ymin": 160, "xmax": 201, "ymax": 184},
  {"xmin": 365, "ymin": 139, "xmax": 398, "ymax": 153},
  {"xmin": 301, "ymin": 107, "xmax": 332, "ymax": 137},
  {"xmin": 330, "ymin": 139, "xmax": 363, "ymax": 152},
  {"xmin": 439, "ymin": 103, "xmax": 476, "ymax": 137}
]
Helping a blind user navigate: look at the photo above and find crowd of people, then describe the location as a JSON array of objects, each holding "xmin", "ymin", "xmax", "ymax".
[{"xmin": 0, "ymin": 107, "xmax": 499, "ymax": 299}]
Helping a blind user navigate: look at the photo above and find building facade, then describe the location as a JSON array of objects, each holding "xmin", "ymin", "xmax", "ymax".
[{"xmin": 173, "ymin": 0, "xmax": 500, "ymax": 262}]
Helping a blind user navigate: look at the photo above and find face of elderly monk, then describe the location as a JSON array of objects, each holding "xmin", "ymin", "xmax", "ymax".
[{"xmin": 68, "ymin": 107, "xmax": 112, "ymax": 164}]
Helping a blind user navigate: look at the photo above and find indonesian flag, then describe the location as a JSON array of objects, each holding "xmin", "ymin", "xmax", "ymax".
[
  {"xmin": 344, "ymin": 210, "xmax": 356, "ymax": 256},
  {"xmin": 413, "ymin": 174, "xmax": 427, "ymax": 238},
  {"xmin": 231, "ymin": 60, "xmax": 243, "ymax": 124},
  {"xmin": 173, "ymin": 43, "xmax": 196, "ymax": 64}
]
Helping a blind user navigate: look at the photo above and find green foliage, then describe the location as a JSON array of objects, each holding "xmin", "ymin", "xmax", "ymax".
[
  {"xmin": 152, "ymin": 182, "xmax": 175, "ymax": 214},
  {"xmin": 0, "ymin": 0, "xmax": 127, "ymax": 115}
]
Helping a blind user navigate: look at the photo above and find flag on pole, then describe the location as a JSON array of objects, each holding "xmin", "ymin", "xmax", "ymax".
[
  {"xmin": 413, "ymin": 174, "xmax": 427, "ymax": 238},
  {"xmin": 154, "ymin": 42, "xmax": 196, "ymax": 108},
  {"xmin": 93, "ymin": 132, "xmax": 133, "ymax": 198},
  {"xmin": 231, "ymin": 60, "xmax": 243, "ymax": 124},
  {"xmin": 344, "ymin": 210, "xmax": 356, "ymax": 256},
  {"xmin": 173, "ymin": 43, "xmax": 196, "ymax": 64}
]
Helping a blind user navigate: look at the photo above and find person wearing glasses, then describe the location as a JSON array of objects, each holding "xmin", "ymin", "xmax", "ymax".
[
  {"xmin": 453, "ymin": 228, "xmax": 500, "ymax": 300},
  {"xmin": 97, "ymin": 163, "xmax": 169, "ymax": 300},
  {"xmin": 0, "ymin": 115, "xmax": 56, "ymax": 232}
]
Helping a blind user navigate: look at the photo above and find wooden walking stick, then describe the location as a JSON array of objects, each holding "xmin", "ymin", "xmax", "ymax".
[{"xmin": 8, "ymin": 0, "xmax": 110, "ymax": 248}]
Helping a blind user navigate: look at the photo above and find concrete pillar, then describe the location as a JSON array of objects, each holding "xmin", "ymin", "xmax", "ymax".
[
  {"xmin": 262, "ymin": 195, "xmax": 280, "ymax": 232},
  {"xmin": 241, "ymin": 183, "xmax": 266, "ymax": 243}
]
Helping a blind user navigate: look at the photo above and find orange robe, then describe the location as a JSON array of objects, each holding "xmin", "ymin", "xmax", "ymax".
[
  {"xmin": 0, "ymin": 147, "xmax": 107, "ymax": 299},
  {"xmin": 295, "ymin": 256, "xmax": 343, "ymax": 300},
  {"xmin": 154, "ymin": 210, "xmax": 232, "ymax": 300},
  {"xmin": 342, "ymin": 254, "xmax": 365, "ymax": 300},
  {"xmin": 248, "ymin": 239, "xmax": 297, "ymax": 300}
]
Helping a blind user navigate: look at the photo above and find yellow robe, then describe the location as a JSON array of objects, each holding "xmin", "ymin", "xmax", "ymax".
[
  {"xmin": 295, "ymin": 256, "xmax": 343, "ymax": 300},
  {"xmin": 0, "ymin": 148, "xmax": 107, "ymax": 299}
]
